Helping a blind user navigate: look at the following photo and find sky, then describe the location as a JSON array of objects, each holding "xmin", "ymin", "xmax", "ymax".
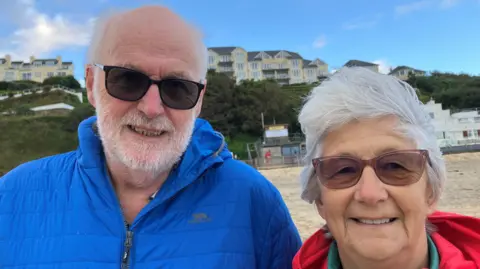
[{"xmin": 0, "ymin": 0, "xmax": 479, "ymax": 86}]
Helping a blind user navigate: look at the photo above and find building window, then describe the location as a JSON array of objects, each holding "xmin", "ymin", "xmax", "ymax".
[
  {"xmin": 35, "ymin": 72, "xmax": 42, "ymax": 77},
  {"xmin": 463, "ymin": 131, "xmax": 469, "ymax": 138},
  {"xmin": 292, "ymin": 70, "xmax": 300, "ymax": 77},
  {"xmin": 251, "ymin": 63, "xmax": 258, "ymax": 70},
  {"xmin": 47, "ymin": 72, "xmax": 54, "ymax": 77},
  {"xmin": 22, "ymin": 73, "xmax": 32, "ymax": 80},
  {"xmin": 57, "ymin": 72, "xmax": 66, "ymax": 76},
  {"xmin": 292, "ymin": 60, "xmax": 299, "ymax": 68},
  {"xmin": 208, "ymin": 56, "xmax": 215, "ymax": 64},
  {"xmin": 236, "ymin": 63, "xmax": 244, "ymax": 70},
  {"xmin": 220, "ymin": 55, "xmax": 231, "ymax": 62}
]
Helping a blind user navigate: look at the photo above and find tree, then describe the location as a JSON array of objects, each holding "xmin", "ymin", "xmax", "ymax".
[
  {"xmin": 64, "ymin": 103, "xmax": 96, "ymax": 132},
  {"xmin": 200, "ymin": 71, "xmax": 297, "ymax": 139},
  {"xmin": 43, "ymin": 75, "xmax": 81, "ymax": 89}
]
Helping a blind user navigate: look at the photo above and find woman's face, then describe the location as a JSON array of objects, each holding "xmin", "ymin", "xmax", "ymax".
[{"xmin": 315, "ymin": 116, "xmax": 437, "ymax": 262}]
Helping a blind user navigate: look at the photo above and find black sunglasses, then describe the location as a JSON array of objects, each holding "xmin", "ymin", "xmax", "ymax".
[{"xmin": 94, "ymin": 64, "xmax": 205, "ymax": 110}]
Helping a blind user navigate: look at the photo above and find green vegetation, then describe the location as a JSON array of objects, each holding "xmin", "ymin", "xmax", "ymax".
[
  {"xmin": 43, "ymin": 75, "xmax": 81, "ymax": 89},
  {"xmin": 0, "ymin": 71, "xmax": 479, "ymax": 175},
  {"xmin": 0, "ymin": 116, "xmax": 78, "ymax": 175},
  {"xmin": 0, "ymin": 91, "xmax": 81, "ymax": 112},
  {"xmin": 0, "ymin": 102, "xmax": 95, "ymax": 176},
  {"xmin": 407, "ymin": 72, "xmax": 480, "ymax": 109},
  {"xmin": 0, "ymin": 75, "xmax": 81, "ymax": 92}
]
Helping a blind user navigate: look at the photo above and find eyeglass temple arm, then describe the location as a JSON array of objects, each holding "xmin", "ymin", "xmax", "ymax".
[{"xmin": 92, "ymin": 63, "xmax": 104, "ymax": 70}]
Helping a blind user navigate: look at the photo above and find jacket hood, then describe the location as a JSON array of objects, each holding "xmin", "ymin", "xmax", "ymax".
[
  {"xmin": 75, "ymin": 116, "xmax": 232, "ymax": 207},
  {"xmin": 293, "ymin": 211, "xmax": 480, "ymax": 269}
]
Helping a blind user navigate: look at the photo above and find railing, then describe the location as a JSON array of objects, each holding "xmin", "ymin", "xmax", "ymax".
[
  {"xmin": 241, "ymin": 155, "xmax": 307, "ymax": 169},
  {"xmin": 0, "ymin": 85, "xmax": 83, "ymax": 103}
]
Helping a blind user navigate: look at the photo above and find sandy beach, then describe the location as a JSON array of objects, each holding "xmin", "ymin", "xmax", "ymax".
[{"xmin": 260, "ymin": 152, "xmax": 480, "ymax": 240}]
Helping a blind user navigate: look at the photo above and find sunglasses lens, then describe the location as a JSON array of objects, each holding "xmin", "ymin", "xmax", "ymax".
[
  {"xmin": 106, "ymin": 68, "xmax": 150, "ymax": 101},
  {"xmin": 376, "ymin": 152, "xmax": 426, "ymax": 186},
  {"xmin": 315, "ymin": 158, "xmax": 362, "ymax": 189},
  {"xmin": 160, "ymin": 79, "xmax": 201, "ymax": 110}
]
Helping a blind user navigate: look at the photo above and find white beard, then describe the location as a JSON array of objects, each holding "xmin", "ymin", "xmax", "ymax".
[{"xmin": 93, "ymin": 86, "xmax": 195, "ymax": 174}]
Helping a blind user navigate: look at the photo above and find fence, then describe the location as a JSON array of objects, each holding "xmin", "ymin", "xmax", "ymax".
[
  {"xmin": 0, "ymin": 85, "xmax": 83, "ymax": 103},
  {"xmin": 241, "ymin": 143, "xmax": 480, "ymax": 170},
  {"xmin": 241, "ymin": 155, "xmax": 307, "ymax": 169}
]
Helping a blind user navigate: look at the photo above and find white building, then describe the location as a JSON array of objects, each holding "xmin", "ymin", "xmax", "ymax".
[{"xmin": 424, "ymin": 99, "xmax": 480, "ymax": 147}]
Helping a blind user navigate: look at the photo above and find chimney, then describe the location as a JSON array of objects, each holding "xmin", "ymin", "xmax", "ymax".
[
  {"xmin": 56, "ymin": 55, "xmax": 62, "ymax": 66},
  {"xmin": 30, "ymin": 55, "xmax": 36, "ymax": 63},
  {"xmin": 5, "ymin": 54, "xmax": 11, "ymax": 66}
]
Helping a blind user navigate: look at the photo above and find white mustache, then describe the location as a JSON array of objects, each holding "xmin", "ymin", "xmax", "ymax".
[{"xmin": 121, "ymin": 112, "xmax": 174, "ymax": 132}]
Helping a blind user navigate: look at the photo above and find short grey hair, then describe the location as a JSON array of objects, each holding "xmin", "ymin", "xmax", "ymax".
[
  {"xmin": 298, "ymin": 67, "xmax": 446, "ymax": 204},
  {"xmin": 85, "ymin": 7, "xmax": 208, "ymax": 81}
]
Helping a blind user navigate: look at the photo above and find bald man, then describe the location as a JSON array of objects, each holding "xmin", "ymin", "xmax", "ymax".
[{"xmin": 0, "ymin": 5, "xmax": 302, "ymax": 269}]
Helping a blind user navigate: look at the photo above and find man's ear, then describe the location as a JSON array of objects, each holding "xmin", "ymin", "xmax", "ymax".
[
  {"xmin": 194, "ymin": 79, "xmax": 207, "ymax": 117},
  {"xmin": 85, "ymin": 64, "xmax": 96, "ymax": 108}
]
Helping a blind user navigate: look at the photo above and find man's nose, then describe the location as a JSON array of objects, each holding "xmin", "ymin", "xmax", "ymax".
[{"xmin": 136, "ymin": 84, "xmax": 165, "ymax": 118}]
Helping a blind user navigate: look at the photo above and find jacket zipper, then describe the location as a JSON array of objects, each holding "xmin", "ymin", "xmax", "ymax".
[{"xmin": 121, "ymin": 222, "xmax": 134, "ymax": 269}]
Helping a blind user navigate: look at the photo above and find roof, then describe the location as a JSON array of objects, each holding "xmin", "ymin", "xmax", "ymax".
[
  {"xmin": 247, "ymin": 50, "xmax": 303, "ymax": 61},
  {"xmin": 304, "ymin": 58, "xmax": 327, "ymax": 67},
  {"xmin": 208, "ymin": 47, "xmax": 238, "ymax": 55},
  {"xmin": 62, "ymin": 62, "xmax": 73, "ymax": 65},
  {"xmin": 389, "ymin": 65, "xmax": 425, "ymax": 75},
  {"xmin": 344, "ymin": 60, "xmax": 378, "ymax": 67},
  {"xmin": 32, "ymin": 59, "xmax": 59, "ymax": 64}
]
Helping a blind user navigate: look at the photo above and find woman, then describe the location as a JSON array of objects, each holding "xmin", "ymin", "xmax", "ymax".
[{"xmin": 292, "ymin": 67, "xmax": 480, "ymax": 269}]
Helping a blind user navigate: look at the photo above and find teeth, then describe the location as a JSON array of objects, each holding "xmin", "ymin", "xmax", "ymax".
[
  {"xmin": 130, "ymin": 126, "xmax": 163, "ymax": 137},
  {"xmin": 357, "ymin": 218, "xmax": 393, "ymax": 225}
]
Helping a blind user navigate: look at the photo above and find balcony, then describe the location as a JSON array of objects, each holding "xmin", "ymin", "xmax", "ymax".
[
  {"xmin": 262, "ymin": 65, "xmax": 289, "ymax": 71},
  {"xmin": 276, "ymin": 74, "xmax": 290, "ymax": 79},
  {"xmin": 218, "ymin": 61, "xmax": 233, "ymax": 67}
]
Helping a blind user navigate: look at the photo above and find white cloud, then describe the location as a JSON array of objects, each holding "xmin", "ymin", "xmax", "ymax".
[
  {"xmin": 440, "ymin": 0, "xmax": 462, "ymax": 8},
  {"xmin": 0, "ymin": 0, "xmax": 95, "ymax": 61},
  {"xmin": 342, "ymin": 14, "xmax": 383, "ymax": 30},
  {"xmin": 395, "ymin": 0, "xmax": 433, "ymax": 15},
  {"xmin": 312, "ymin": 35, "xmax": 327, "ymax": 49},
  {"xmin": 373, "ymin": 59, "xmax": 393, "ymax": 74},
  {"xmin": 395, "ymin": 0, "xmax": 465, "ymax": 16}
]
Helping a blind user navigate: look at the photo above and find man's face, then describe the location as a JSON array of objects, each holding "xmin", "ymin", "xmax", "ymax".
[{"xmin": 86, "ymin": 8, "xmax": 206, "ymax": 173}]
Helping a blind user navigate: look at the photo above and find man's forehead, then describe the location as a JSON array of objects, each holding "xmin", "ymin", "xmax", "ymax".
[{"xmin": 99, "ymin": 7, "xmax": 203, "ymax": 81}]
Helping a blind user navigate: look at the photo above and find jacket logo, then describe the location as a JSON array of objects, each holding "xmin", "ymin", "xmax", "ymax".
[{"xmin": 188, "ymin": 213, "xmax": 211, "ymax": 223}]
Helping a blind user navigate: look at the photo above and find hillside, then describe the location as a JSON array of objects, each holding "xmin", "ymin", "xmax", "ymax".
[
  {"xmin": 0, "ymin": 91, "xmax": 81, "ymax": 112},
  {"xmin": 0, "ymin": 116, "xmax": 79, "ymax": 175}
]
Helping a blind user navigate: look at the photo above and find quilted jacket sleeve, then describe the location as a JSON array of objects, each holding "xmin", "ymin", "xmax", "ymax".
[{"xmin": 258, "ymin": 191, "xmax": 303, "ymax": 269}]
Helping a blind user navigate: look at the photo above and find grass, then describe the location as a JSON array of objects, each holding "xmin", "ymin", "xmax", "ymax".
[
  {"xmin": 0, "ymin": 115, "xmax": 78, "ymax": 176},
  {"xmin": 0, "ymin": 91, "xmax": 81, "ymax": 112},
  {"xmin": 226, "ymin": 133, "xmax": 259, "ymax": 160}
]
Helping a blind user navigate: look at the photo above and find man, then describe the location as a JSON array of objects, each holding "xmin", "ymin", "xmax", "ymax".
[{"xmin": 0, "ymin": 5, "xmax": 302, "ymax": 268}]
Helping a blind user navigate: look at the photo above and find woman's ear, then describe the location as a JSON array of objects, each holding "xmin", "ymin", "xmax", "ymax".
[{"xmin": 315, "ymin": 198, "xmax": 326, "ymax": 219}]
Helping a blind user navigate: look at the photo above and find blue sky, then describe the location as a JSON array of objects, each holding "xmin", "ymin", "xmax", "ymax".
[{"xmin": 0, "ymin": 0, "xmax": 479, "ymax": 85}]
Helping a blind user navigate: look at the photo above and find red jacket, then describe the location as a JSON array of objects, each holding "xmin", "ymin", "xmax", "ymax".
[{"xmin": 293, "ymin": 211, "xmax": 480, "ymax": 269}]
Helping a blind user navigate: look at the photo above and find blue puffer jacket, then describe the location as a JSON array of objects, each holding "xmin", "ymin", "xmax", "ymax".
[{"xmin": 0, "ymin": 116, "xmax": 302, "ymax": 269}]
